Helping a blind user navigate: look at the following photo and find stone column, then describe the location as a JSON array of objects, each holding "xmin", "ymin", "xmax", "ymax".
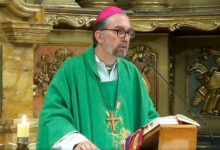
[
  {"xmin": 130, "ymin": 0, "xmax": 169, "ymax": 12},
  {"xmin": 0, "ymin": 0, "xmax": 52, "ymax": 148},
  {"xmin": 78, "ymin": 0, "xmax": 116, "ymax": 8}
]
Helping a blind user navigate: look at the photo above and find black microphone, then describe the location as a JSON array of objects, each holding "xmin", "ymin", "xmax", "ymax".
[{"xmin": 138, "ymin": 57, "xmax": 217, "ymax": 149}]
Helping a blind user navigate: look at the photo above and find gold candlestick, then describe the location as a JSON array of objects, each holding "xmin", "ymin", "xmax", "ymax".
[{"xmin": 16, "ymin": 137, "xmax": 29, "ymax": 150}]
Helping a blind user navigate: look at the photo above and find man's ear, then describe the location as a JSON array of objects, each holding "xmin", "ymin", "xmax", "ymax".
[{"xmin": 95, "ymin": 30, "xmax": 103, "ymax": 44}]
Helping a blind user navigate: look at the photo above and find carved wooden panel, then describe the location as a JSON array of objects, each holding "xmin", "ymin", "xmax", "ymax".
[
  {"xmin": 33, "ymin": 44, "xmax": 89, "ymax": 117},
  {"xmin": 126, "ymin": 44, "xmax": 157, "ymax": 108},
  {"xmin": 188, "ymin": 47, "xmax": 220, "ymax": 116},
  {"xmin": 174, "ymin": 36, "xmax": 220, "ymax": 148}
]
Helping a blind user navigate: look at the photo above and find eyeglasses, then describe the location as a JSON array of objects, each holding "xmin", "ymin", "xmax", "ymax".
[{"xmin": 100, "ymin": 28, "xmax": 135, "ymax": 39}]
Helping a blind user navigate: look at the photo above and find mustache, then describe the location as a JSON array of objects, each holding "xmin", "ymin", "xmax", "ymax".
[{"xmin": 120, "ymin": 43, "xmax": 129, "ymax": 48}]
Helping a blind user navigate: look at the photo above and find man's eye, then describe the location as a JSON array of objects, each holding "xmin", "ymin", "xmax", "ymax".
[
  {"xmin": 129, "ymin": 31, "xmax": 134, "ymax": 35},
  {"xmin": 118, "ymin": 30, "xmax": 125, "ymax": 34}
]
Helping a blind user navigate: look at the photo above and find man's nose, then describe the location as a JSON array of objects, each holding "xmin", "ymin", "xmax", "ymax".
[{"xmin": 121, "ymin": 34, "xmax": 130, "ymax": 43}]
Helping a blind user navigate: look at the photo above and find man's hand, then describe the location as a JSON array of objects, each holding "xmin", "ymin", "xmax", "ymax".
[{"xmin": 74, "ymin": 141, "xmax": 100, "ymax": 150}]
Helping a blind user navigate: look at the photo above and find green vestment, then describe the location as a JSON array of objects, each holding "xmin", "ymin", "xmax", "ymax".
[{"xmin": 37, "ymin": 45, "xmax": 159, "ymax": 150}]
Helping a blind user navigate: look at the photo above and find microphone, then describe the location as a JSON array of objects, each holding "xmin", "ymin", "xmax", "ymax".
[{"xmin": 138, "ymin": 57, "xmax": 217, "ymax": 149}]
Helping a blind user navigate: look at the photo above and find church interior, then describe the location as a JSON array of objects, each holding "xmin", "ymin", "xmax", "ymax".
[{"xmin": 0, "ymin": 0, "xmax": 220, "ymax": 149}]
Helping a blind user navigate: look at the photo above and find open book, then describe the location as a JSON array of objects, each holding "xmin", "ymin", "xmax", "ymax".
[
  {"xmin": 142, "ymin": 114, "xmax": 200, "ymax": 135},
  {"xmin": 125, "ymin": 114, "xmax": 200, "ymax": 150}
]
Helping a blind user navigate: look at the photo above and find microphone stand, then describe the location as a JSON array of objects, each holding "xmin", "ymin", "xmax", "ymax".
[{"xmin": 138, "ymin": 58, "xmax": 218, "ymax": 150}]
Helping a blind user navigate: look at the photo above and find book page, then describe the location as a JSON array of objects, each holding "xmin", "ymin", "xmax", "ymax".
[
  {"xmin": 176, "ymin": 114, "xmax": 200, "ymax": 127},
  {"xmin": 142, "ymin": 114, "xmax": 200, "ymax": 135},
  {"xmin": 142, "ymin": 116, "xmax": 179, "ymax": 135}
]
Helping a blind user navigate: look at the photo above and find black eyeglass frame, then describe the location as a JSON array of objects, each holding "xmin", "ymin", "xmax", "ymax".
[{"xmin": 100, "ymin": 28, "xmax": 135, "ymax": 39}]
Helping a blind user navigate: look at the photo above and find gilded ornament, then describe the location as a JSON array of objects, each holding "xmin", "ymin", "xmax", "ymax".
[
  {"xmin": 126, "ymin": 44, "xmax": 157, "ymax": 95},
  {"xmin": 45, "ymin": 15, "xmax": 96, "ymax": 28},
  {"xmin": 189, "ymin": 47, "xmax": 220, "ymax": 116},
  {"xmin": 170, "ymin": 21, "xmax": 220, "ymax": 32},
  {"xmin": 33, "ymin": 48, "xmax": 73, "ymax": 97},
  {"xmin": 132, "ymin": 22, "xmax": 158, "ymax": 32}
]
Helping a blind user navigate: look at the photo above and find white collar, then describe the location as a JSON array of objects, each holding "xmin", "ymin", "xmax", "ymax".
[{"xmin": 95, "ymin": 54, "xmax": 118, "ymax": 82}]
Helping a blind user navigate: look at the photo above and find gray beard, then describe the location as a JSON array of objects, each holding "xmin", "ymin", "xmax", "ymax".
[
  {"xmin": 112, "ymin": 47, "xmax": 128, "ymax": 58},
  {"xmin": 103, "ymin": 37, "xmax": 129, "ymax": 58}
]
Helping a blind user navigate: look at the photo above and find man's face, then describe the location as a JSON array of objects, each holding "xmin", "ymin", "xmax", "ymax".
[{"xmin": 102, "ymin": 14, "xmax": 132, "ymax": 58}]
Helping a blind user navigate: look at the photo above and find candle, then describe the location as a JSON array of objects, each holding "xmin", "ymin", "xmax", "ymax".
[{"xmin": 17, "ymin": 115, "xmax": 29, "ymax": 137}]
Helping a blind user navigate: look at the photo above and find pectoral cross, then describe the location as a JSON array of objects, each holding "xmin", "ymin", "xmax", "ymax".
[{"xmin": 106, "ymin": 112, "xmax": 123, "ymax": 133}]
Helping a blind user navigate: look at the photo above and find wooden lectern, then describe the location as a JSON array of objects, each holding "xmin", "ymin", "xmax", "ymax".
[{"xmin": 140, "ymin": 125, "xmax": 198, "ymax": 150}]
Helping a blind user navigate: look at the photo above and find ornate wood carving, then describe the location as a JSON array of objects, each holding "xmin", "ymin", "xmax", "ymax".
[
  {"xmin": 131, "ymin": 16, "xmax": 220, "ymax": 32},
  {"xmin": 132, "ymin": 22, "xmax": 158, "ymax": 32},
  {"xmin": 126, "ymin": 44, "xmax": 157, "ymax": 107},
  {"xmin": 43, "ymin": 11, "xmax": 220, "ymax": 33},
  {"xmin": 169, "ymin": 21, "xmax": 220, "ymax": 32},
  {"xmin": 188, "ymin": 47, "xmax": 220, "ymax": 116},
  {"xmin": 46, "ymin": 15, "xmax": 96, "ymax": 28},
  {"xmin": 33, "ymin": 48, "xmax": 73, "ymax": 97}
]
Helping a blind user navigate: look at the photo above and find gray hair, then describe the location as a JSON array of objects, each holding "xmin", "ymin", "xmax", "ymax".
[
  {"xmin": 92, "ymin": 17, "xmax": 108, "ymax": 47},
  {"xmin": 92, "ymin": 13, "xmax": 128, "ymax": 47}
]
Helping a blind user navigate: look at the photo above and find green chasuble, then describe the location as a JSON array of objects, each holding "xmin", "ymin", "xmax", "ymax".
[
  {"xmin": 37, "ymin": 45, "xmax": 159, "ymax": 150},
  {"xmin": 99, "ymin": 80, "xmax": 118, "ymax": 111}
]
